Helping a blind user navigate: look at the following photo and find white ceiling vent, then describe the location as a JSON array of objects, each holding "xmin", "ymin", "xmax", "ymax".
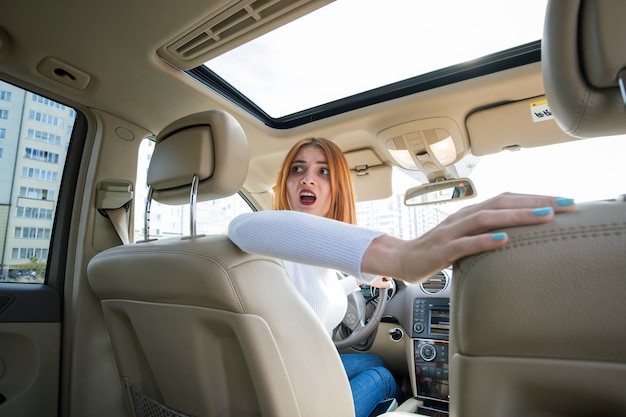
[
  {"xmin": 158, "ymin": 0, "xmax": 332, "ymax": 69},
  {"xmin": 420, "ymin": 270, "xmax": 450, "ymax": 295}
]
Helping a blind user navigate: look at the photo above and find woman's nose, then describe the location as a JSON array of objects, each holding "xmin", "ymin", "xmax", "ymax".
[{"xmin": 300, "ymin": 175, "xmax": 315, "ymax": 184}]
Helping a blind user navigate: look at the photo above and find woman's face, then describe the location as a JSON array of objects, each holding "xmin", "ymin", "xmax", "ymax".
[{"xmin": 286, "ymin": 145, "xmax": 332, "ymax": 217}]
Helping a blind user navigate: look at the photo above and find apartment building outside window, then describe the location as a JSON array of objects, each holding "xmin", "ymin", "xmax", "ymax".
[{"xmin": 0, "ymin": 82, "xmax": 75, "ymax": 282}]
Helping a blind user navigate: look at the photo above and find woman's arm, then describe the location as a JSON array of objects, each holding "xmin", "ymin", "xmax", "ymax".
[
  {"xmin": 228, "ymin": 193, "xmax": 576, "ymax": 284},
  {"xmin": 361, "ymin": 193, "xmax": 576, "ymax": 282},
  {"xmin": 228, "ymin": 210, "xmax": 384, "ymax": 280}
]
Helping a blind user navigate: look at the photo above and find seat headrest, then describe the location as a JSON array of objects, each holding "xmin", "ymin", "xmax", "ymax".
[
  {"xmin": 542, "ymin": 0, "xmax": 626, "ymax": 138},
  {"xmin": 147, "ymin": 110, "xmax": 248, "ymax": 205}
]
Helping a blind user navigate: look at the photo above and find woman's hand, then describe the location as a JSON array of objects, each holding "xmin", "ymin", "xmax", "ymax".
[
  {"xmin": 361, "ymin": 193, "xmax": 576, "ymax": 283},
  {"xmin": 367, "ymin": 275, "xmax": 394, "ymax": 289}
]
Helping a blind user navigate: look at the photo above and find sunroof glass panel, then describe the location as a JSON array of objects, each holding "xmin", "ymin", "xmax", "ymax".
[{"xmin": 203, "ymin": 0, "xmax": 547, "ymax": 118}]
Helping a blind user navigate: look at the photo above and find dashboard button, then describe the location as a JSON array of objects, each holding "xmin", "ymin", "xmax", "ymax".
[
  {"xmin": 414, "ymin": 322, "xmax": 425, "ymax": 333},
  {"xmin": 420, "ymin": 343, "xmax": 437, "ymax": 361}
]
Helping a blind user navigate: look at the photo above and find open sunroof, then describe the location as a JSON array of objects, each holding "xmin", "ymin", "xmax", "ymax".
[{"xmin": 192, "ymin": 0, "xmax": 547, "ymax": 127}]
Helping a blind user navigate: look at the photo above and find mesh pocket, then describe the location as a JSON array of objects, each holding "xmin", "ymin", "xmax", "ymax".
[{"xmin": 128, "ymin": 384, "xmax": 197, "ymax": 417}]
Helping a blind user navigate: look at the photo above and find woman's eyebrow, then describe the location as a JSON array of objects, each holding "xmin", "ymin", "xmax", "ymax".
[{"xmin": 292, "ymin": 159, "xmax": 328, "ymax": 165}]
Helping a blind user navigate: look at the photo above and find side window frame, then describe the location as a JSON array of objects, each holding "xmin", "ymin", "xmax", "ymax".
[{"xmin": 0, "ymin": 84, "xmax": 85, "ymax": 323}]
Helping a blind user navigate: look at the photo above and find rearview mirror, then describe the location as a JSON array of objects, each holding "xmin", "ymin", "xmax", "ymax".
[{"xmin": 404, "ymin": 178, "xmax": 476, "ymax": 206}]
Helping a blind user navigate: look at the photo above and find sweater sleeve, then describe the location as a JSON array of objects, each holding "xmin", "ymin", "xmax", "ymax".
[
  {"xmin": 339, "ymin": 275, "xmax": 361, "ymax": 295},
  {"xmin": 227, "ymin": 210, "xmax": 386, "ymax": 281}
]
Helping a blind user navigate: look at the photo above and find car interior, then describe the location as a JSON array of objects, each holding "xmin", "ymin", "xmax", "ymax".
[{"xmin": 1, "ymin": 1, "xmax": 625, "ymax": 417}]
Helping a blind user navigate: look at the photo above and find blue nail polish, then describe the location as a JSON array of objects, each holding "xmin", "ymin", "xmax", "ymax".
[
  {"xmin": 491, "ymin": 232, "xmax": 507, "ymax": 241},
  {"xmin": 532, "ymin": 207, "xmax": 553, "ymax": 216},
  {"xmin": 555, "ymin": 197, "xmax": 574, "ymax": 206}
]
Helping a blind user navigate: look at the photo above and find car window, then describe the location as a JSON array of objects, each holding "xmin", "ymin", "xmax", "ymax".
[
  {"xmin": 134, "ymin": 132, "xmax": 626, "ymax": 241},
  {"xmin": 133, "ymin": 138, "xmax": 253, "ymax": 241},
  {"xmin": 200, "ymin": 0, "xmax": 546, "ymax": 121},
  {"xmin": 134, "ymin": 133, "xmax": 626, "ymax": 243},
  {"xmin": 356, "ymin": 174, "xmax": 448, "ymax": 240},
  {"xmin": 0, "ymin": 80, "xmax": 76, "ymax": 283},
  {"xmin": 357, "ymin": 134, "xmax": 626, "ymax": 239}
]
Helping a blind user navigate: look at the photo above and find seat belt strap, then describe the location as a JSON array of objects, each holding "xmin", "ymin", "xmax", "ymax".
[{"xmin": 104, "ymin": 206, "xmax": 130, "ymax": 245}]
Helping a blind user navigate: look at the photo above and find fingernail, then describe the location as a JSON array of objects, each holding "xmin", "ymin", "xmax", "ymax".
[
  {"xmin": 491, "ymin": 232, "xmax": 508, "ymax": 241},
  {"xmin": 532, "ymin": 207, "xmax": 553, "ymax": 216},
  {"xmin": 555, "ymin": 197, "xmax": 574, "ymax": 207}
]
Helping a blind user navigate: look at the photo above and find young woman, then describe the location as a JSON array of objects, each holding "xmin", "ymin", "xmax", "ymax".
[
  {"xmin": 231, "ymin": 138, "xmax": 404, "ymax": 416},
  {"xmin": 228, "ymin": 137, "xmax": 576, "ymax": 416},
  {"xmin": 271, "ymin": 137, "xmax": 395, "ymax": 332}
]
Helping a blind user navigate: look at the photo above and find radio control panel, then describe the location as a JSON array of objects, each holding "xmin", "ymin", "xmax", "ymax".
[
  {"xmin": 413, "ymin": 297, "xmax": 450, "ymax": 413},
  {"xmin": 413, "ymin": 298, "xmax": 450, "ymax": 339}
]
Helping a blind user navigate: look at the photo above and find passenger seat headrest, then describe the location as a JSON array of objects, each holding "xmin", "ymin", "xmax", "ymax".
[
  {"xmin": 542, "ymin": 0, "xmax": 626, "ymax": 138},
  {"xmin": 147, "ymin": 110, "xmax": 248, "ymax": 205}
]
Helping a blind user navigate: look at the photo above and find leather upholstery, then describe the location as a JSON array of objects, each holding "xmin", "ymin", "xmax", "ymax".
[
  {"xmin": 450, "ymin": 198, "xmax": 626, "ymax": 416},
  {"xmin": 87, "ymin": 110, "xmax": 355, "ymax": 417},
  {"xmin": 542, "ymin": 0, "xmax": 626, "ymax": 138},
  {"xmin": 449, "ymin": 2, "xmax": 626, "ymax": 415},
  {"xmin": 148, "ymin": 110, "xmax": 249, "ymax": 205}
]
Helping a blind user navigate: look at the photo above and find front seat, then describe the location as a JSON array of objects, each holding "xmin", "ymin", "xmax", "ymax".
[
  {"xmin": 449, "ymin": 1, "xmax": 626, "ymax": 416},
  {"xmin": 87, "ymin": 110, "xmax": 355, "ymax": 417}
]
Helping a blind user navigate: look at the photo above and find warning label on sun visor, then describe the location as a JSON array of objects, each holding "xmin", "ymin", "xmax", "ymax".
[{"xmin": 530, "ymin": 99, "xmax": 554, "ymax": 122}]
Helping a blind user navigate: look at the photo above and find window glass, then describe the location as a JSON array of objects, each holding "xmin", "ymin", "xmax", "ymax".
[
  {"xmin": 204, "ymin": 0, "xmax": 546, "ymax": 118},
  {"xmin": 355, "ymin": 170, "xmax": 449, "ymax": 240},
  {"xmin": 357, "ymin": 134, "xmax": 626, "ymax": 239},
  {"xmin": 0, "ymin": 80, "xmax": 76, "ymax": 282},
  {"xmin": 133, "ymin": 138, "xmax": 253, "ymax": 241}
]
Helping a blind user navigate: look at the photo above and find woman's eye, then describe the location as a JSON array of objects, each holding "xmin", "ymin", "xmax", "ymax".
[
  {"xmin": 320, "ymin": 167, "xmax": 330, "ymax": 175},
  {"xmin": 290, "ymin": 165, "xmax": 303, "ymax": 173}
]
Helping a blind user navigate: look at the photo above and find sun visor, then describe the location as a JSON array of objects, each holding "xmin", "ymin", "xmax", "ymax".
[
  {"xmin": 467, "ymin": 96, "xmax": 575, "ymax": 156},
  {"xmin": 344, "ymin": 149, "xmax": 392, "ymax": 202}
]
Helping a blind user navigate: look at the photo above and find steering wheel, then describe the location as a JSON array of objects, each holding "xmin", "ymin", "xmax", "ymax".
[{"xmin": 333, "ymin": 282, "xmax": 393, "ymax": 350}]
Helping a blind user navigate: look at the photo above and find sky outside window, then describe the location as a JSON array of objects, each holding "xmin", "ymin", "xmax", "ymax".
[{"xmin": 204, "ymin": 0, "xmax": 548, "ymax": 117}]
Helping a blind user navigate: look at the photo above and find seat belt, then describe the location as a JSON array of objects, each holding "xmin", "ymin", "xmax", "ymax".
[
  {"xmin": 102, "ymin": 206, "xmax": 130, "ymax": 244},
  {"xmin": 96, "ymin": 180, "xmax": 133, "ymax": 245}
]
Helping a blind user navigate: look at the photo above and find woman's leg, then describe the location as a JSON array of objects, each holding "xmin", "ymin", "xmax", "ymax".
[
  {"xmin": 349, "ymin": 366, "xmax": 401, "ymax": 417},
  {"xmin": 340, "ymin": 353, "xmax": 384, "ymax": 380}
]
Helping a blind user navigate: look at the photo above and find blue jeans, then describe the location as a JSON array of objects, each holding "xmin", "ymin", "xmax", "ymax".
[{"xmin": 340, "ymin": 353, "xmax": 404, "ymax": 417}]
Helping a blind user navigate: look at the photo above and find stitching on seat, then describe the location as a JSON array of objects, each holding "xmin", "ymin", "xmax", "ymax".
[{"xmin": 456, "ymin": 221, "xmax": 626, "ymax": 274}]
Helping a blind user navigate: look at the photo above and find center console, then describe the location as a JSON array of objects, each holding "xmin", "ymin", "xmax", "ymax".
[{"xmin": 412, "ymin": 297, "xmax": 450, "ymax": 416}]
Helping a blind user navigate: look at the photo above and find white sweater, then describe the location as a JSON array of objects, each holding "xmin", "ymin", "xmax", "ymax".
[
  {"xmin": 283, "ymin": 261, "xmax": 358, "ymax": 333},
  {"xmin": 227, "ymin": 210, "xmax": 385, "ymax": 333}
]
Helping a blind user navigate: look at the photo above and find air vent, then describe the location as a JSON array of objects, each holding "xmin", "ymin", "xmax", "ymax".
[
  {"xmin": 420, "ymin": 270, "xmax": 449, "ymax": 294},
  {"xmin": 159, "ymin": 0, "xmax": 332, "ymax": 69}
]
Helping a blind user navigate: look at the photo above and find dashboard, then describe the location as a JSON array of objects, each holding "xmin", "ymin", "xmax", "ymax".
[{"xmin": 362, "ymin": 268, "xmax": 452, "ymax": 416}]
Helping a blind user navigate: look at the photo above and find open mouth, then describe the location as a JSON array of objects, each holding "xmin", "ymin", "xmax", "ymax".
[{"xmin": 299, "ymin": 191, "xmax": 316, "ymax": 205}]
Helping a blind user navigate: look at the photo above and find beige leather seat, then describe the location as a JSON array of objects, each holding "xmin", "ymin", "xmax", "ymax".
[
  {"xmin": 87, "ymin": 110, "xmax": 355, "ymax": 417},
  {"xmin": 542, "ymin": 0, "xmax": 626, "ymax": 139},
  {"xmin": 449, "ymin": 1, "xmax": 626, "ymax": 416}
]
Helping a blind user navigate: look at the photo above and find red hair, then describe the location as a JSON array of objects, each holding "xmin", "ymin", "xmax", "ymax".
[{"xmin": 273, "ymin": 137, "xmax": 357, "ymax": 225}]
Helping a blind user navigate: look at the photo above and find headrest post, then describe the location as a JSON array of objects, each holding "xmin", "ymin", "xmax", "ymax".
[
  {"xmin": 144, "ymin": 186, "xmax": 154, "ymax": 241},
  {"xmin": 190, "ymin": 174, "xmax": 199, "ymax": 236},
  {"xmin": 618, "ymin": 69, "xmax": 626, "ymax": 108}
]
